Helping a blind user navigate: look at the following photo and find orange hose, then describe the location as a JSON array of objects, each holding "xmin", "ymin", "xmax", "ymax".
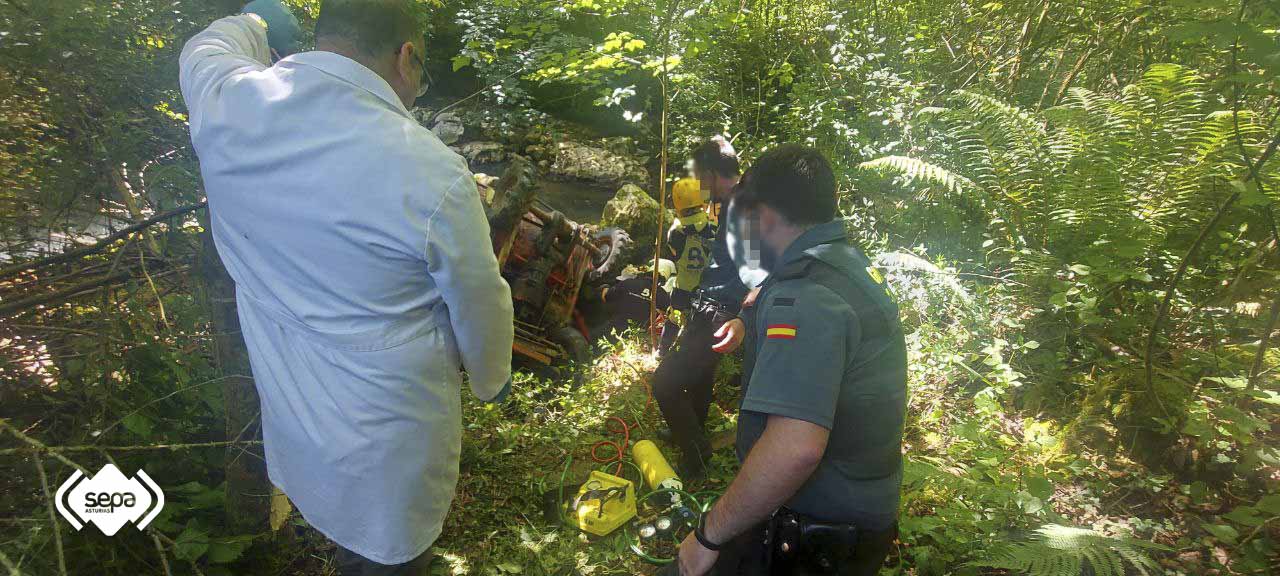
[{"xmin": 591, "ymin": 416, "xmax": 634, "ymax": 477}]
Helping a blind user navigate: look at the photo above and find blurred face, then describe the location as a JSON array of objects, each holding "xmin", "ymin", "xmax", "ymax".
[
  {"xmin": 725, "ymin": 197, "xmax": 770, "ymax": 288},
  {"xmin": 694, "ymin": 166, "xmax": 728, "ymax": 202},
  {"xmin": 755, "ymin": 204, "xmax": 787, "ymax": 270}
]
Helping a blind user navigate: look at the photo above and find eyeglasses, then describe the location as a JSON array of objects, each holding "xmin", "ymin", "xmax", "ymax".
[{"xmin": 398, "ymin": 43, "xmax": 430, "ymax": 99}]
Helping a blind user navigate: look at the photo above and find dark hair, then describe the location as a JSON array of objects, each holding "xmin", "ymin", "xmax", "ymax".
[
  {"xmin": 690, "ymin": 136, "xmax": 740, "ymax": 178},
  {"xmin": 735, "ymin": 144, "xmax": 837, "ymax": 226},
  {"xmin": 316, "ymin": 0, "xmax": 421, "ymax": 58}
]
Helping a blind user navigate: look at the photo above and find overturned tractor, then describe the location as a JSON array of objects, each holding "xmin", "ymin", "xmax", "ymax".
[{"xmin": 481, "ymin": 157, "xmax": 633, "ymax": 367}]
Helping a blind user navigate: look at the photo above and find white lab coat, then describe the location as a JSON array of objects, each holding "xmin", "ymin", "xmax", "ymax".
[{"xmin": 179, "ymin": 15, "xmax": 513, "ymax": 564}]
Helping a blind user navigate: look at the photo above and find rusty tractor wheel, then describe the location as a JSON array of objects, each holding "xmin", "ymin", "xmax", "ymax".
[{"xmin": 588, "ymin": 227, "xmax": 633, "ymax": 282}]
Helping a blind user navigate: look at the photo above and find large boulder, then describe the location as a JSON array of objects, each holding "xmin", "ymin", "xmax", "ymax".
[
  {"xmin": 549, "ymin": 140, "xmax": 648, "ymax": 188},
  {"xmin": 601, "ymin": 184, "xmax": 665, "ymax": 263},
  {"xmin": 460, "ymin": 141, "xmax": 507, "ymax": 165},
  {"xmin": 431, "ymin": 112, "xmax": 465, "ymax": 145}
]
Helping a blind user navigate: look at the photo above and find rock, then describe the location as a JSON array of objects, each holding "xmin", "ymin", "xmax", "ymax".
[
  {"xmin": 459, "ymin": 141, "xmax": 506, "ymax": 165},
  {"xmin": 431, "ymin": 112, "xmax": 464, "ymax": 145},
  {"xmin": 524, "ymin": 143, "xmax": 552, "ymax": 163},
  {"xmin": 601, "ymin": 184, "xmax": 664, "ymax": 263},
  {"xmin": 600, "ymin": 136, "xmax": 637, "ymax": 157},
  {"xmin": 411, "ymin": 107, "xmax": 435, "ymax": 126},
  {"xmin": 549, "ymin": 140, "xmax": 648, "ymax": 187}
]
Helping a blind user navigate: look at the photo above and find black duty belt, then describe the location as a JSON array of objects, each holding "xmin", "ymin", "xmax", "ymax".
[
  {"xmin": 691, "ymin": 290, "xmax": 735, "ymax": 323},
  {"xmin": 766, "ymin": 508, "xmax": 897, "ymax": 575}
]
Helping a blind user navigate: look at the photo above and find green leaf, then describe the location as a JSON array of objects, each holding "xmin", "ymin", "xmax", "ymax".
[
  {"xmin": 122, "ymin": 413, "xmax": 153, "ymax": 438},
  {"xmin": 1255, "ymin": 494, "xmax": 1280, "ymax": 515},
  {"xmin": 586, "ymin": 55, "xmax": 618, "ymax": 70},
  {"xmin": 1015, "ymin": 491, "xmax": 1045, "ymax": 514},
  {"xmin": 1027, "ymin": 475, "xmax": 1054, "ymax": 500},
  {"xmin": 207, "ymin": 535, "xmax": 255, "ymax": 563},
  {"xmin": 451, "ymin": 55, "xmax": 472, "ymax": 72},
  {"xmin": 1223, "ymin": 506, "xmax": 1264, "ymax": 527},
  {"xmin": 1188, "ymin": 481, "xmax": 1209, "ymax": 503},
  {"xmin": 1249, "ymin": 389, "xmax": 1280, "ymax": 405},
  {"xmin": 1182, "ymin": 414, "xmax": 1213, "ymax": 438},
  {"xmin": 1203, "ymin": 523, "xmax": 1239, "ymax": 543},
  {"xmin": 1202, "ymin": 376, "xmax": 1247, "ymax": 389},
  {"xmin": 1214, "ymin": 404, "xmax": 1267, "ymax": 434},
  {"xmin": 173, "ymin": 524, "xmax": 210, "ymax": 562}
]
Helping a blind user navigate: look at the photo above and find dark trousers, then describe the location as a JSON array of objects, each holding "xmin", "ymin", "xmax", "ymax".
[
  {"xmin": 710, "ymin": 521, "xmax": 896, "ymax": 575},
  {"xmin": 335, "ymin": 546, "xmax": 432, "ymax": 576},
  {"xmin": 652, "ymin": 306, "xmax": 725, "ymax": 473}
]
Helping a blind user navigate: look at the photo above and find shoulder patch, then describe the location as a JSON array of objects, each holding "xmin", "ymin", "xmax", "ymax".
[{"xmin": 766, "ymin": 324, "xmax": 797, "ymax": 340}]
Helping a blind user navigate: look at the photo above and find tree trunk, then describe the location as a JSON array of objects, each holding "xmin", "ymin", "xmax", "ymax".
[{"xmin": 197, "ymin": 224, "xmax": 269, "ymax": 532}]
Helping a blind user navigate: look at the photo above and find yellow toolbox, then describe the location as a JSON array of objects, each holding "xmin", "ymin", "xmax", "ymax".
[{"xmin": 571, "ymin": 471, "xmax": 637, "ymax": 536}]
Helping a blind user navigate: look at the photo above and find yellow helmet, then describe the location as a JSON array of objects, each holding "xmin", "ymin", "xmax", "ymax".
[{"xmin": 671, "ymin": 178, "xmax": 705, "ymax": 213}]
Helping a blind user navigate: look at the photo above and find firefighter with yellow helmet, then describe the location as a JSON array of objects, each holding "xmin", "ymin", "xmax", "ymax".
[{"xmin": 666, "ymin": 177, "xmax": 716, "ymax": 311}]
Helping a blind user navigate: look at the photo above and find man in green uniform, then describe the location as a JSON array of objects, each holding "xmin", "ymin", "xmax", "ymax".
[{"xmin": 671, "ymin": 144, "xmax": 908, "ymax": 575}]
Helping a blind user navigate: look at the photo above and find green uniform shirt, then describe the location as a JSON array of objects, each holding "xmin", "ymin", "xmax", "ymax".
[{"xmin": 736, "ymin": 221, "xmax": 908, "ymax": 530}]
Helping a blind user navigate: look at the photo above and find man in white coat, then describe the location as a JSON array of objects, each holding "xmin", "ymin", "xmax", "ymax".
[{"xmin": 179, "ymin": 1, "xmax": 514, "ymax": 573}]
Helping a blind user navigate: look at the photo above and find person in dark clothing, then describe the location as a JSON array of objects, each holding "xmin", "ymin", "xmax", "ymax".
[
  {"xmin": 583, "ymin": 273, "xmax": 672, "ymax": 343},
  {"xmin": 668, "ymin": 145, "xmax": 907, "ymax": 576},
  {"xmin": 652, "ymin": 136, "xmax": 750, "ymax": 479}
]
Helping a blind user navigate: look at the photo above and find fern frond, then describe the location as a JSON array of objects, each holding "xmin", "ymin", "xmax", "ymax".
[
  {"xmin": 916, "ymin": 106, "xmax": 950, "ymax": 118},
  {"xmin": 970, "ymin": 524, "xmax": 1169, "ymax": 576},
  {"xmin": 952, "ymin": 90, "xmax": 1045, "ymax": 148},
  {"xmin": 873, "ymin": 251, "xmax": 974, "ymax": 304},
  {"xmin": 858, "ymin": 156, "xmax": 975, "ymax": 196}
]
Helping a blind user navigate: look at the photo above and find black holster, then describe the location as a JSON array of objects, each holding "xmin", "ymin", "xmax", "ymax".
[
  {"xmin": 764, "ymin": 509, "xmax": 896, "ymax": 575},
  {"xmin": 690, "ymin": 290, "xmax": 735, "ymax": 326}
]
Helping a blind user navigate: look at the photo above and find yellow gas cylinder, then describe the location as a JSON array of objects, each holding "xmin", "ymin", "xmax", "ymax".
[{"xmin": 632, "ymin": 440, "xmax": 682, "ymax": 492}]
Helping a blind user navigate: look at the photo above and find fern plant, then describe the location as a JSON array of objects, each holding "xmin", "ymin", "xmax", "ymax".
[
  {"xmin": 969, "ymin": 524, "xmax": 1169, "ymax": 576},
  {"xmin": 857, "ymin": 62, "xmax": 1279, "ymax": 425},
  {"xmin": 860, "ymin": 64, "xmax": 1271, "ymax": 270},
  {"xmin": 858, "ymin": 63, "xmax": 1278, "ymax": 333}
]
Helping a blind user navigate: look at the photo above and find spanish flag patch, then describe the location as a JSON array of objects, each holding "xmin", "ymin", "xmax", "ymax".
[{"xmin": 766, "ymin": 324, "xmax": 798, "ymax": 340}]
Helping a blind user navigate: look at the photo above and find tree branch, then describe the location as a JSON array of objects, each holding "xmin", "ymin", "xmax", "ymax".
[
  {"xmin": 0, "ymin": 202, "xmax": 206, "ymax": 280},
  {"xmin": 33, "ymin": 456, "xmax": 67, "ymax": 576},
  {"xmin": 0, "ymin": 439, "xmax": 263, "ymax": 457},
  {"xmin": 0, "ymin": 264, "xmax": 190, "ymax": 318},
  {"xmin": 1248, "ymin": 290, "xmax": 1280, "ymax": 392}
]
